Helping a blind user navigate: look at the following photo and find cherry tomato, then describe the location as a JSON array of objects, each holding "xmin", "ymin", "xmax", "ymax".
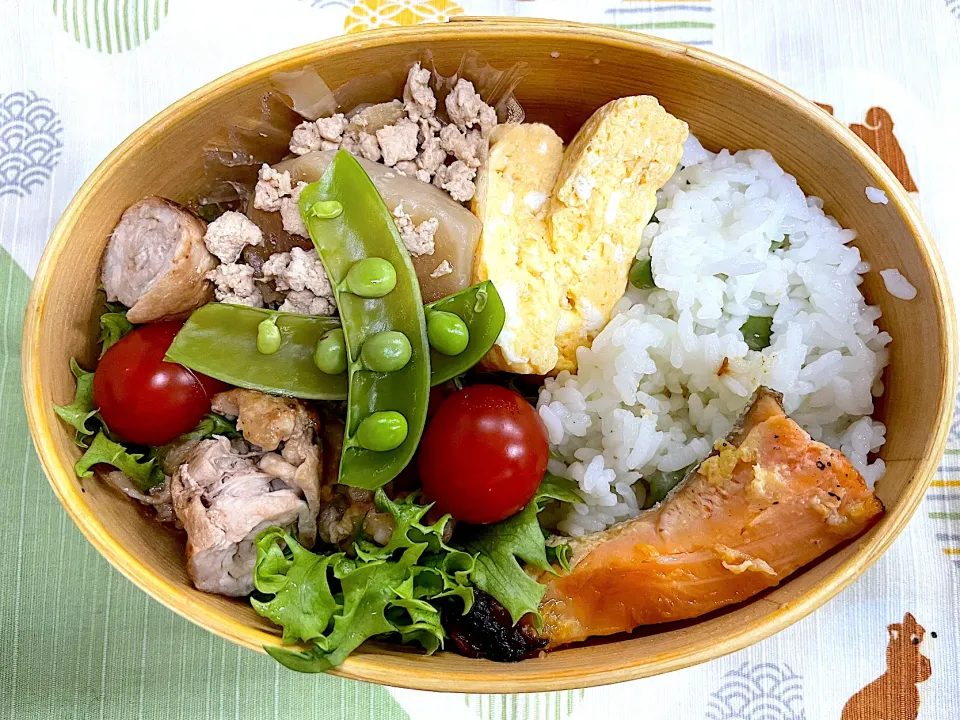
[
  {"xmin": 418, "ymin": 384, "xmax": 548, "ymax": 525},
  {"xmin": 427, "ymin": 385, "xmax": 454, "ymax": 420},
  {"xmin": 93, "ymin": 322, "xmax": 225, "ymax": 446}
]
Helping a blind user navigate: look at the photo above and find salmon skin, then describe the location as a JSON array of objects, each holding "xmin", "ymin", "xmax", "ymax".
[{"xmin": 537, "ymin": 388, "xmax": 884, "ymax": 648}]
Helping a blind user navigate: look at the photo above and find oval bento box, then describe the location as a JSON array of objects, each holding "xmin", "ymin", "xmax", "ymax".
[{"xmin": 21, "ymin": 18, "xmax": 957, "ymax": 692}]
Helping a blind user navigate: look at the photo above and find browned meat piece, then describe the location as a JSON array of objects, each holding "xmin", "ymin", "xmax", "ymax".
[
  {"xmin": 211, "ymin": 389, "xmax": 322, "ymax": 543},
  {"xmin": 102, "ymin": 471, "xmax": 176, "ymax": 525},
  {"xmin": 211, "ymin": 389, "xmax": 314, "ymax": 452},
  {"xmin": 170, "ymin": 437, "xmax": 311, "ymax": 596},
  {"xmin": 101, "ymin": 197, "xmax": 217, "ymax": 323},
  {"xmin": 320, "ymin": 416, "xmax": 346, "ymax": 487},
  {"xmin": 261, "ymin": 442, "xmax": 321, "ymax": 541},
  {"xmin": 153, "ymin": 436, "xmax": 204, "ymax": 477},
  {"xmin": 318, "ymin": 485, "xmax": 376, "ymax": 547},
  {"xmin": 314, "ymin": 418, "xmax": 396, "ymax": 548}
]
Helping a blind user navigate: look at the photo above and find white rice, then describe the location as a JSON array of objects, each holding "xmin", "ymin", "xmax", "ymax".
[
  {"xmin": 865, "ymin": 186, "xmax": 889, "ymax": 205},
  {"xmin": 539, "ymin": 135, "xmax": 891, "ymax": 537},
  {"xmin": 879, "ymin": 268, "xmax": 918, "ymax": 300}
]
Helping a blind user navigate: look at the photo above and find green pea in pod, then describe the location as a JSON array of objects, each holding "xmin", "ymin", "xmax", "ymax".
[
  {"xmin": 355, "ymin": 411, "xmax": 408, "ymax": 452},
  {"xmin": 166, "ymin": 281, "xmax": 505, "ymax": 399},
  {"xmin": 257, "ymin": 317, "xmax": 282, "ymax": 355},
  {"xmin": 308, "ymin": 200, "xmax": 343, "ymax": 219},
  {"xmin": 165, "ymin": 305, "xmax": 347, "ymax": 401},
  {"xmin": 361, "ymin": 331, "xmax": 412, "ymax": 373},
  {"xmin": 314, "ymin": 329, "xmax": 348, "ymax": 375},
  {"xmin": 344, "ymin": 257, "xmax": 398, "ymax": 299},
  {"xmin": 426, "ymin": 310, "xmax": 469, "ymax": 357},
  {"xmin": 424, "ymin": 280, "xmax": 505, "ymax": 386}
]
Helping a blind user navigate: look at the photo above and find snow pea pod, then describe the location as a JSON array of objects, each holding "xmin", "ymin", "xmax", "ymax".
[
  {"xmin": 425, "ymin": 280, "xmax": 505, "ymax": 385},
  {"xmin": 300, "ymin": 150, "xmax": 431, "ymax": 490},
  {"xmin": 169, "ymin": 280, "xmax": 504, "ymax": 400},
  {"xmin": 165, "ymin": 304, "xmax": 345, "ymax": 400}
]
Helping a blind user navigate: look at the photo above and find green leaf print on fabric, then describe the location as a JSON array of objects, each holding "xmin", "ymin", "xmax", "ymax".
[
  {"xmin": 51, "ymin": 0, "xmax": 171, "ymax": 53},
  {"xmin": 464, "ymin": 690, "xmax": 586, "ymax": 720},
  {"xmin": 0, "ymin": 245, "xmax": 409, "ymax": 718}
]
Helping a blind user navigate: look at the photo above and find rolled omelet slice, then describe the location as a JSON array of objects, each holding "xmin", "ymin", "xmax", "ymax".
[
  {"xmin": 548, "ymin": 96, "xmax": 688, "ymax": 372},
  {"xmin": 471, "ymin": 123, "xmax": 565, "ymax": 374}
]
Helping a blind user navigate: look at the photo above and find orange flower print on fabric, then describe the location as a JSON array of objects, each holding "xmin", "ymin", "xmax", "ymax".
[{"xmin": 344, "ymin": 0, "xmax": 465, "ymax": 34}]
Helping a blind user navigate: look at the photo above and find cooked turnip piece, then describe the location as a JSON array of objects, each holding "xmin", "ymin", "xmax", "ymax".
[{"xmin": 274, "ymin": 151, "xmax": 482, "ymax": 303}]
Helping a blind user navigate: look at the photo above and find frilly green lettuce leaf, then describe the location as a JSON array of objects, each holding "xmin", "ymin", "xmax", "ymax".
[
  {"xmin": 545, "ymin": 541, "xmax": 572, "ymax": 573},
  {"xmin": 457, "ymin": 499, "xmax": 550, "ymax": 629},
  {"xmin": 455, "ymin": 475, "xmax": 578, "ymax": 628},
  {"xmin": 421, "ymin": 549, "xmax": 475, "ymax": 612},
  {"xmin": 535, "ymin": 473, "xmax": 583, "ymax": 507},
  {"xmin": 263, "ymin": 544, "xmax": 421, "ymax": 673},
  {"xmin": 388, "ymin": 569, "xmax": 446, "ymax": 654},
  {"xmin": 251, "ymin": 491, "xmax": 474, "ymax": 673},
  {"xmin": 252, "ymin": 528, "xmax": 340, "ymax": 645},
  {"xmin": 75, "ymin": 430, "xmax": 164, "ymax": 491},
  {"xmin": 148, "ymin": 413, "xmax": 240, "ymax": 473},
  {"xmin": 535, "ymin": 475, "xmax": 578, "ymax": 574},
  {"xmin": 53, "ymin": 359, "xmax": 99, "ymax": 444},
  {"xmin": 177, "ymin": 413, "xmax": 239, "ymax": 442},
  {"xmin": 99, "ymin": 306, "xmax": 134, "ymax": 356},
  {"xmin": 252, "ymin": 476, "xmax": 580, "ymax": 672},
  {"xmin": 355, "ymin": 490, "xmax": 453, "ymax": 558}
]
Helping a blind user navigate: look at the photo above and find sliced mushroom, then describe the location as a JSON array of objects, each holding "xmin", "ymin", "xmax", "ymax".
[{"xmin": 102, "ymin": 197, "xmax": 218, "ymax": 323}]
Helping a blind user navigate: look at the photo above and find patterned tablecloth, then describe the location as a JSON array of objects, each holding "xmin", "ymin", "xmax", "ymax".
[{"xmin": 1, "ymin": 1, "xmax": 958, "ymax": 718}]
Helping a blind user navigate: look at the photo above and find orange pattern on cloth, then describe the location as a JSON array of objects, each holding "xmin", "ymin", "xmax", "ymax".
[
  {"xmin": 343, "ymin": 0, "xmax": 465, "ymax": 34},
  {"xmin": 841, "ymin": 613, "xmax": 932, "ymax": 720},
  {"xmin": 817, "ymin": 103, "xmax": 918, "ymax": 192},
  {"xmin": 849, "ymin": 107, "xmax": 918, "ymax": 192}
]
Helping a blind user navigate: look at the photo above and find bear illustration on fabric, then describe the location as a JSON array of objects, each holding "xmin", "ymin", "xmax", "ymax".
[
  {"xmin": 816, "ymin": 104, "xmax": 917, "ymax": 193},
  {"xmin": 849, "ymin": 108, "xmax": 917, "ymax": 192},
  {"xmin": 841, "ymin": 613, "xmax": 932, "ymax": 720}
]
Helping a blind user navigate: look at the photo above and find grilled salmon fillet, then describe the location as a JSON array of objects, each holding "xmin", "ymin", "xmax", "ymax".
[{"xmin": 537, "ymin": 388, "xmax": 884, "ymax": 647}]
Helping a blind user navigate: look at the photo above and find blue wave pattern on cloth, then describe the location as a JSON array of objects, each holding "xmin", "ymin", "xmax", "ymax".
[
  {"xmin": 947, "ymin": 387, "xmax": 960, "ymax": 444},
  {"xmin": 0, "ymin": 91, "xmax": 63, "ymax": 198},
  {"xmin": 605, "ymin": 4, "xmax": 714, "ymax": 13},
  {"xmin": 706, "ymin": 663, "xmax": 805, "ymax": 720}
]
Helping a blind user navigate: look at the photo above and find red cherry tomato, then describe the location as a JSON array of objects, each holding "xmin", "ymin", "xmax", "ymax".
[
  {"xmin": 418, "ymin": 384, "xmax": 548, "ymax": 525},
  {"xmin": 93, "ymin": 322, "xmax": 225, "ymax": 446}
]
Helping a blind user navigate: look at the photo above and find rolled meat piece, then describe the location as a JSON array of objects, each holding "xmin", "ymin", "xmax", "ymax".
[{"xmin": 101, "ymin": 196, "xmax": 217, "ymax": 323}]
